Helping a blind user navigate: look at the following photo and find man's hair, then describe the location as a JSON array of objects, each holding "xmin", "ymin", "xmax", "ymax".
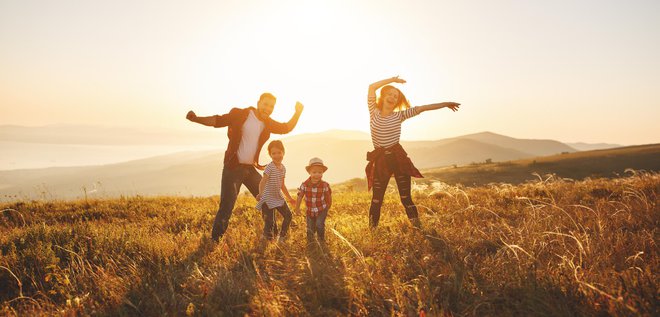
[
  {"xmin": 259, "ymin": 92, "xmax": 276, "ymax": 103},
  {"xmin": 267, "ymin": 140, "xmax": 285, "ymax": 153}
]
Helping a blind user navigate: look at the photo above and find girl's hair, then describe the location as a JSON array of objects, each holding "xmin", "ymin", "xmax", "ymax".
[
  {"xmin": 377, "ymin": 85, "xmax": 410, "ymax": 111},
  {"xmin": 267, "ymin": 140, "xmax": 285, "ymax": 154}
]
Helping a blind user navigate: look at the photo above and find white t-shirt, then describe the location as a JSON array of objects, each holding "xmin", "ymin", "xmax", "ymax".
[{"xmin": 237, "ymin": 110, "xmax": 265, "ymax": 164}]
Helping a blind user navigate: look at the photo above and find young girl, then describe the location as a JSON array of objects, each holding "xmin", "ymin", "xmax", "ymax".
[
  {"xmin": 256, "ymin": 140, "xmax": 295, "ymax": 242},
  {"xmin": 366, "ymin": 76, "xmax": 460, "ymax": 228}
]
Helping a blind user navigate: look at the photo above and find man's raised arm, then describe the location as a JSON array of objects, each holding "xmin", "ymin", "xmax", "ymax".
[{"xmin": 270, "ymin": 102, "xmax": 304, "ymax": 134}]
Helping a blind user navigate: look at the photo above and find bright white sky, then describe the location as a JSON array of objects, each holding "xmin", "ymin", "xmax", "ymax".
[{"xmin": 1, "ymin": 0, "xmax": 659, "ymax": 145}]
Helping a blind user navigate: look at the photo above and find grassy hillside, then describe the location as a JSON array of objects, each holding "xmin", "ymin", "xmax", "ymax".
[
  {"xmin": 417, "ymin": 143, "xmax": 660, "ymax": 188},
  {"xmin": 1, "ymin": 173, "xmax": 657, "ymax": 315},
  {"xmin": 334, "ymin": 143, "xmax": 660, "ymax": 192}
]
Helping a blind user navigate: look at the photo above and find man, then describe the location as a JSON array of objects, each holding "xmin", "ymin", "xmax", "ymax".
[{"xmin": 186, "ymin": 93, "xmax": 303, "ymax": 242}]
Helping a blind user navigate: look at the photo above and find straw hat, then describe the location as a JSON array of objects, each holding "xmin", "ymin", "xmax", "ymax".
[{"xmin": 305, "ymin": 157, "xmax": 328, "ymax": 172}]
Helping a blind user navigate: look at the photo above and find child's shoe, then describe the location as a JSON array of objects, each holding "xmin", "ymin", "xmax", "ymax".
[{"xmin": 411, "ymin": 218, "xmax": 422, "ymax": 230}]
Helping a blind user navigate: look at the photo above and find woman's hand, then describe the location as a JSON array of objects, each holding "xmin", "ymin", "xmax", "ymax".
[
  {"xmin": 444, "ymin": 102, "xmax": 460, "ymax": 112},
  {"xmin": 391, "ymin": 76, "xmax": 406, "ymax": 84}
]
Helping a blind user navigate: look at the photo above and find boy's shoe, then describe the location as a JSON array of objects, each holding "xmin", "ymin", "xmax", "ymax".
[{"xmin": 277, "ymin": 236, "xmax": 287, "ymax": 244}]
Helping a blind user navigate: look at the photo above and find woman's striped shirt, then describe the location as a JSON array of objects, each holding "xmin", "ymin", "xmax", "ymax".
[
  {"xmin": 368, "ymin": 95, "xmax": 420, "ymax": 148},
  {"xmin": 256, "ymin": 162, "xmax": 286, "ymax": 210}
]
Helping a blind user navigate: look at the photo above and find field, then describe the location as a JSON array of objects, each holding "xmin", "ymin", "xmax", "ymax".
[{"xmin": 1, "ymin": 172, "xmax": 658, "ymax": 316}]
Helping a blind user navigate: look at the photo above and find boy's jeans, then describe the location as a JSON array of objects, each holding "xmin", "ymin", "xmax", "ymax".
[
  {"xmin": 306, "ymin": 209, "xmax": 328, "ymax": 241},
  {"xmin": 262, "ymin": 203, "xmax": 292, "ymax": 240}
]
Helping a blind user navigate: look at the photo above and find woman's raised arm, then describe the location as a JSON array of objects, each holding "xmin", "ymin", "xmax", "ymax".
[{"xmin": 368, "ymin": 76, "xmax": 406, "ymax": 98}]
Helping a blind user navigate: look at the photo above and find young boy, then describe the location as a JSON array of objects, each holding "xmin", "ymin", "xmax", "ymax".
[
  {"xmin": 295, "ymin": 157, "xmax": 332, "ymax": 243},
  {"xmin": 256, "ymin": 140, "xmax": 295, "ymax": 242}
]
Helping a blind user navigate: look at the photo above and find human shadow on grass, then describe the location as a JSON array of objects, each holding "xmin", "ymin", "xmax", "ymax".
[
  {"xmin": 296, "ymin": 240, "xmax": 351, "ymax": 316},
  {"xmin": 422, "ymin": 228, "xmax": 606, "ymax": 316},
  {"xmin": 106, "ymin": 233, "xmax": 259, "ymax": 316}
]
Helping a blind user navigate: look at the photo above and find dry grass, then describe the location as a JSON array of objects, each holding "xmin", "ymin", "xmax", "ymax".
[{"xmin": 0, "ymin": 172, "xmax": 658, "ymax": 316}]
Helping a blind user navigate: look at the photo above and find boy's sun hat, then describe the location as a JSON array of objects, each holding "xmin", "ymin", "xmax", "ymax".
[{"xmin": 305, "ymin": 157, "xmax": 328, "ymax": 173}]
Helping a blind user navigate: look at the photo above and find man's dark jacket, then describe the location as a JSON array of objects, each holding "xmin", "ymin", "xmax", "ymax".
[{"xmin": 213, "ymin": 107, "xmax": 300, "ymax": 169}]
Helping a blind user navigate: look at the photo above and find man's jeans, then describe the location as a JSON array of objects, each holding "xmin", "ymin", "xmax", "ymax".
[
  {"xmin": 211, "ymin": 165, "xmax": 262, "ymax": 241},
  {"xmin": 306, "ymin": 209, "xmax": 328, "ymax": 242}
]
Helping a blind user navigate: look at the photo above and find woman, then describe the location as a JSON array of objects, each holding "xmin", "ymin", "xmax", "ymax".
[{"xmin": 366, "ymin": 76, "xmax": 460, "ymax": 228}]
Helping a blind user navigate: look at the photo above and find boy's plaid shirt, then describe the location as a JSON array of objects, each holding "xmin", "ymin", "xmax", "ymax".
[{"xmin": 298, "ymin": 178, "xmax": 331, "ymax": 217}]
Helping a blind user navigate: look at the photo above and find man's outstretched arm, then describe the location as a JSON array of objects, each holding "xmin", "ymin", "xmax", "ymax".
[{"xmin": 186, "ymin": 110, "xmax": 230, "ymax": 127}]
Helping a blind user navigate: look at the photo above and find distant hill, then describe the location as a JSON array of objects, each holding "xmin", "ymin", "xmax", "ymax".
[
  {"xmin": 283, "ymin": 129, "xmax": 370, "ymax": 142},
  {"xmin": 1, "ymin": 129, "xmax": 645, "ymax": 201},
  {"xmin": 405, "ymin": 138, "xmax": 534, "ymax": 169},
  {"xmin": 0, "ymin": 124, "xmax": 228, "ymax": 145},
  {"xmin": 1, "ymin": 125, "xmax": 616, "ymax": 171},
  {"xmin": 0, "ymin": 150, "xmax": 221, "ymax": 199},
  {"xmin": 566, "ymin": 142, "xmax": 622, "ymax": 151},
  {"xmin": 332, "ymin": 143, "xmax": 660, "ymax": 191},
  {"xmin": 405, "ymin": 143, "xmax": 660, "ymax": 188},
  {"xmin": 0, "ymin": 124, "xmax": 225, "ymax": 170},
  {"xmin": 453, "ymin": 131, "xmax": 577, "ymax": 156}
]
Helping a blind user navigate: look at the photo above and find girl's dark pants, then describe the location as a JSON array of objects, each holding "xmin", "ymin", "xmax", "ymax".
[
  {"xmin": 368, "ymin": 150, "xmax": 419, "ymax": 227},
  {"xmin": 262, "ymin": 203, "xmax": 292, "ymax": 239}
]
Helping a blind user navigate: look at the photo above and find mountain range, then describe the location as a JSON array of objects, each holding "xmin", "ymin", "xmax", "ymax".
[{"xmin": 1, "ymin": 126, "xmax": 631, "ymax": 201}]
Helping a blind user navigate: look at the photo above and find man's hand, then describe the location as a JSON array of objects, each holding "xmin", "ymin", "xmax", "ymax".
[
  {"xmin": 186, "ymin": 110, "xmax": 197, "ymax": 121},
  {"xmin": 295, "ymin": 101, "xmax": 304, "ymax": 113}
]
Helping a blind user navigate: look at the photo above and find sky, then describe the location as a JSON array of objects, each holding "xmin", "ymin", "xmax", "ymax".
[{"xmin": 1, "ymin": 0, "xmax": 659, "ymax": 145}]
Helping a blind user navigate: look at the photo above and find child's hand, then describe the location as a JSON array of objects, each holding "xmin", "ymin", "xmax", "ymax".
[{"xmin": 256, "ymin": 193, "xmax": 262, "ymax": 201}]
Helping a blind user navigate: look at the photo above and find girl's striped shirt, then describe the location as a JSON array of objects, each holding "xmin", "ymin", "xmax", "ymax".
[
  {"xmin": 368, "ymin": 95, "xmax": 420, "ymax": 148},
  {"xmin": 256, "ymin": 162, "xmax": 286, "ymax": 210}
]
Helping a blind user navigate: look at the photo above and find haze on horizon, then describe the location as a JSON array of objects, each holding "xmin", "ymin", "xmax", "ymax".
[{"xmin": 1, "ymin": 0, "xmax": 659, "ymax": 146}]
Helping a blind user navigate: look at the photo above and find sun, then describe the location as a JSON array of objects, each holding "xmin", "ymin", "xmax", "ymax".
[{"xmin": 177, "ymin": 1, "xmax": 419, "ymax": 136}]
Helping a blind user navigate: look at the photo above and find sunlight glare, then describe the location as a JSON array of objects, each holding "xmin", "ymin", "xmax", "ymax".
[{"xmin": 178, "ymin": 1, "xmax": 388, "ymax": 135}]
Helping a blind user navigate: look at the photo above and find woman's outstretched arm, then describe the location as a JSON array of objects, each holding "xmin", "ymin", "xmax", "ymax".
[
  {"xmin": 417, "ymin": 102, "xmax": 461, "ymax": 114},
  {"xmin": 368, "ymin": 76, "xmax": 406, "ymax": 98}
]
